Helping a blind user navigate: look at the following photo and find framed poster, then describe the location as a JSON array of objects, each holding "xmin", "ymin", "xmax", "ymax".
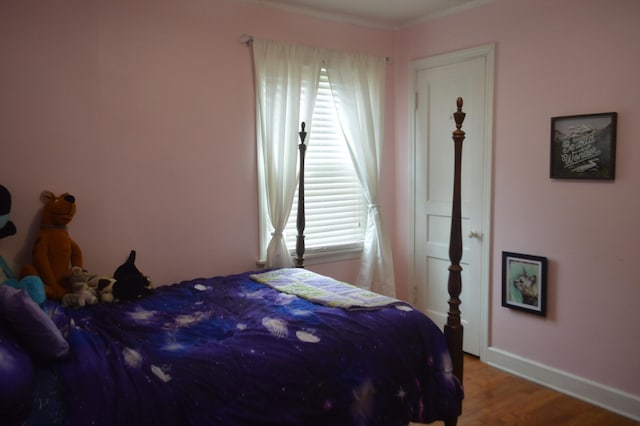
[
  {"xmin": 550, "ymin": 112, "xmax": 617, "ymax": 180},
  {"xmin": 502, "ymin": 251, "xmax": 547, "ymax": 316}
]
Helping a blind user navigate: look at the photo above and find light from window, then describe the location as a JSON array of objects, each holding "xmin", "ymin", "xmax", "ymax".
[{"xmin": 285, "ymin": 69, "xmax": 366, "ymax": 258}]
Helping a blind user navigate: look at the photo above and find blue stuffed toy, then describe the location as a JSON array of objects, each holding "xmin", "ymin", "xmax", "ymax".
[
  {"xmin": 0, "ymin": 184, "xmax": 46, "ymax": 305},
  {"xmin": 2, "ymin": 276, "xmax": 46, "ymax": 306}
]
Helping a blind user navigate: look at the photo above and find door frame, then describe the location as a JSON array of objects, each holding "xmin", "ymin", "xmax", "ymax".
[{"xmin": 407, "ymin": 43, "xmax": 495, "ymax": 361}]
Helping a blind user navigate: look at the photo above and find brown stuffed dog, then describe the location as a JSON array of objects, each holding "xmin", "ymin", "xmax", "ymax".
[{"xmin": 21, "ymin": 191, "xmax": 83, "ymax": 300}]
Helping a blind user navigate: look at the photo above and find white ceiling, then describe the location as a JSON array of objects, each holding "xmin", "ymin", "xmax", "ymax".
[{"xmin": 250, "ymin": 0, "xmax": 491, "ymax": 29}]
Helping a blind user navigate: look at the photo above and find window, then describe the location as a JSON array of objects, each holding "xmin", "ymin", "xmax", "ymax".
[
  {"xmin": 284, "ymin": 69, "xmax": 366, "ymax": 262},
  {"xmin": 254, "ymin": 39, "xmax": 392, "ymax": 291}
]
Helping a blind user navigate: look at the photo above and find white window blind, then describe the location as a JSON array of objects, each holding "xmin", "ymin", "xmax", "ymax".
[{"xmin": 285, "ymin": 69, "xmax": 366, "ymax": 256}]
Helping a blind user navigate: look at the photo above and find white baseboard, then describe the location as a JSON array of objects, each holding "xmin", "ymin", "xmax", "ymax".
[{"xmin": 484, "ymin": 347, "xmax": 640, "ymax": 422}]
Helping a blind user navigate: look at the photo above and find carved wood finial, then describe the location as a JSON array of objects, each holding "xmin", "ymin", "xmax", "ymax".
[
  {"xmin": 454, "ymin": 97, "xmax": 466, "ymax": 132},
  {"xmin": 299, "ymin": 122, "xmax": 307, "ymax": 144}
]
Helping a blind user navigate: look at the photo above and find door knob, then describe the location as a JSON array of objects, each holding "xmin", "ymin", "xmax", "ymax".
[{"xmin": 468, "ymin": 231, "xmax": 483, "ymax": 240}]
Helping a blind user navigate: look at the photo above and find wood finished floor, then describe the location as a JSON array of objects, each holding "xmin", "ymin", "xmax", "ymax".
[{"xmin": 436, "ymin": 355, "xmax": 638, "ymax": 425}]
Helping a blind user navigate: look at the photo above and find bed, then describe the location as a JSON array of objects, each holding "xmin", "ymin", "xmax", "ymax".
[{"xmin": 0, "ymin": 98, "xmax": 468, "ymax": 426}]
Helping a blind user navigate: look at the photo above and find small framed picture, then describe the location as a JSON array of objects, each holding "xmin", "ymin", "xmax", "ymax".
[
  {"xmin": 502, "ymin": 251, "xmax": 547, "ymax": 316},
  {"xmin": 550, "ymin": 112, "xmax": 617, "ymax": 180}
]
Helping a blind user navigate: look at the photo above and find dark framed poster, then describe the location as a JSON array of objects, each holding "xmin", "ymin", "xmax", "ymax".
[
  {"xmin": 502, "ymin": 251, "xmax": 547, "ymax": 316},
  {"xmin": 550, "ymin": 112, "xmax": 617, "ymax": 180}
]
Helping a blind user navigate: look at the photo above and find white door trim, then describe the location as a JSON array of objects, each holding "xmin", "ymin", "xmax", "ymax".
[{"xmin": 407, "ymin": 43, "xmax": 494, "ymax": 361}]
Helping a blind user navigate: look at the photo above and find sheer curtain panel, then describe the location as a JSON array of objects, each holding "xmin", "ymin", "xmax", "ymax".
[
  {"xmin": 326, "ymin": 52, "xmax": 396, "ymax": 297},
  {"xmin": 253, "ymin": 40, "xmax": 321, "ymax": 267}
]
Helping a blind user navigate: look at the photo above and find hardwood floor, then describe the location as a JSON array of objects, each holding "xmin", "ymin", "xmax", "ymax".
[{"xmin": 454, "ymin": 355, "xmax": 638, "ymax": 425}]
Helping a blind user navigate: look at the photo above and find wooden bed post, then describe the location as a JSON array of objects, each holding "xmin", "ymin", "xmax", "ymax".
[
  {"xmin": 295, "ymin": 122, "xmax": 307, "ymax": 268},
  {"xmin": 445, "ymin": 98, "xmax": 465, "ymax": 386}
]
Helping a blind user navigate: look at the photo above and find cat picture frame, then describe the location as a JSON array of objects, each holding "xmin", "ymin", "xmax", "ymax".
[{"xmin": 502, "ymin": 251, "xmax": 548, "ymax": 316}]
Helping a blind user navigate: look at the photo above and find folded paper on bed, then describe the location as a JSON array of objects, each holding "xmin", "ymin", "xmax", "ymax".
[{"xmin": 251, "ymin": 268, "xmax": 404, "ymax": 310}]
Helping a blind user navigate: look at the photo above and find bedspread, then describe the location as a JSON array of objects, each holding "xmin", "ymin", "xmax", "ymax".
[{"xmin": 38, "ymin": 270, "xmax": 462, "ymax": 426}]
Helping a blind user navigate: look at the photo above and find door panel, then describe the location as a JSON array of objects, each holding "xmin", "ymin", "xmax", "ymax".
[{"xmin": 412, "ymin": 49, "xmax": 493, "ymax": 356}]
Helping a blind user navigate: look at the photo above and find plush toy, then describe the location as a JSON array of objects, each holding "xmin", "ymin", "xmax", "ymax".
[
  {"xmin": 65, "ymin": 266, "xmax": 95, "ymax": 292},
  {"xmin": 61, "ymin": 283, "xmax": 97, "ymax": 308},
  {"xmin": 112, "ymin": 250, "xmax": 152, "ymax": 301},
  {"xmin": 61, "ymin": 266, "xmax": 98, "ymax": 308},
  {"xmin": 3, "ymin": 276, "xmax": 46, "ymax": 305},
  {"xmin": 0, "ymin": 185, "xmax": 45, "ymax": 305},
  {"xmin": 20, "ymin": 191, "xmax": 83, "ymax": 300},
  {"xmin": 67, "ymin": 251, "xmax": 151, "ymax": 304},
  {"xmin": 92, "ymin": 276, "xmax": 117, "ymax": 303},
  {"xmin": 0, "ymin": 185, "xmax": 16, "ymax": 239}
]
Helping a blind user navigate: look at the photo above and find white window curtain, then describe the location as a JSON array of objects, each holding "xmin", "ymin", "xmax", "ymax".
[
  {"xmin": 326, "ymin": 52, "xmax": 396, "ymax": 297},
  {"xmin": 253, "ymin": 40, "xmax": 321, "ymax": 268}
]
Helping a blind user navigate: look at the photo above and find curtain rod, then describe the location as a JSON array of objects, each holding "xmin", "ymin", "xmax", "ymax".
[
  {"xmin": 239, "ymin": 34, "xmax": 390, "ymax": 63},
  {"xmin": 239, "ymin": 34, "xmax": 254, "ymax": 46}
]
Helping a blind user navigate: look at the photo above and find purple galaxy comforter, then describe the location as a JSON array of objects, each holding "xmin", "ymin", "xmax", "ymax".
[{"xmin": 30, "ymin": 270, "xmax": 462, "ymax": 425}]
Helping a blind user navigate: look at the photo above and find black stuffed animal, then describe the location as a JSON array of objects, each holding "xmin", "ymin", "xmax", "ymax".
[
  {"xmin": 0, "ymin": 185, "xmax": 17, "ymax": 239},
  {"xmin": 112, "ymin": 250, "xmax": 152, "ymax": 300}
]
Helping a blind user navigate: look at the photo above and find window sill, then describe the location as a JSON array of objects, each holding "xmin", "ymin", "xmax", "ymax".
[
  {"xmin": 300, "ymin": 246, "xmax": 362, "ymax": 266},
  {"xmin": 256, "ymin": 246, "xmax": 362, "ymax": 269}
]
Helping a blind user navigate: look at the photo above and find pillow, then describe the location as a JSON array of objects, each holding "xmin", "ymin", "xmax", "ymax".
[
  {"xmin": 0, "ymin": 325, "xmax": 34, "ymax": 423},
  {"xmin": 0, "ymin": 285, "xmax": 69, "ymax": 359}
]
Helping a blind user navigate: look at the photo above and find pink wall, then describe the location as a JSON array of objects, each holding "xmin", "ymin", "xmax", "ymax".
[
  {"xmin": 393, "ymin": 0, "xmax": 640, "ymax": 397},
  {"xmin": 0, "ymin": 0, "xmax": 394, "ymax": 285},
  {"xmin": 2, "ymin": 0, "xmax": 639, "ymax": 406}
]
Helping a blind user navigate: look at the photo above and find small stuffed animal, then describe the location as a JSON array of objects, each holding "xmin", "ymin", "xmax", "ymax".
[
  {"xmin": 84, "ymin": 251, "xmax": 152, "ymax": 304},
  {"xmin": 91, "ymin": 276, "xmax": 117, "ymax": 303},
  {"xmin": 1, "ymin": 185, "xmax": 46, "ymax": 305},
  {"xmin": 65, "ymin": 266, "xmax": 95, "ymax": 292},
  {"xmin": 61, "ymin": 267, "xmax": 98, "ymax": 308},
  {"xmin": 112, "ymin": 250, "xmax": 152, "ymax": 301},
  {"xmin": 20, "ymin": 191, "xmax": 83, "ymax": 300},
  {"xmin": 0, "ymin": 185, "xmax": 17, "ymax": 239},
  {"xmin": 61, "ymin": 283, "xmax": 98, "ymax": 308}
]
